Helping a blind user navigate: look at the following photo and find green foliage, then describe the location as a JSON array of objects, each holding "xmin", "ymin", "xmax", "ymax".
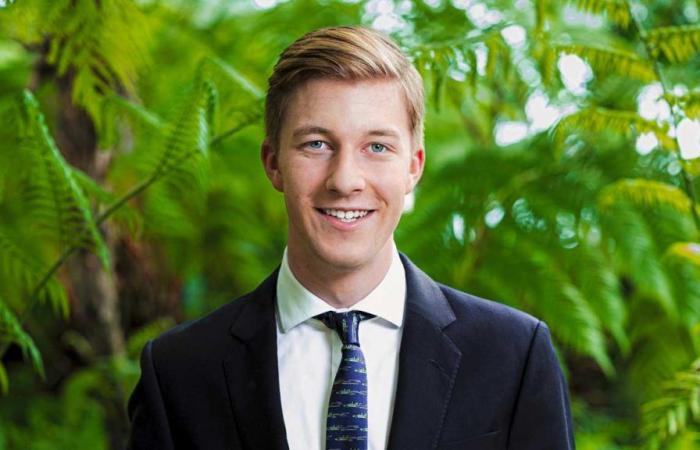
[
  {"xmin": 1, "ymin": 0, "xmax": 152, "ymax": 129},
  {"xmin": 0, "ymin": 0, "xmax": 699, "ymax": 448},
  {"xmin": 642, "ymin": 359, "xmax": 700, "ymax": 448},
  {"xmin": 554, "ymin": 107, "xmax": 677, "ymax": 151},
  {"xmin": 598, "ymin": 178, "xmax": 694, "ymax": 217},
  {"xmin": 0, "ymin": 300, "xmax": 42, "ymax": 394},
  {"xmin": 19, "ymin": 91, "xmax": 110, "ymax": 267},
  {"xmin": 646, "ymin": 24, "xmax": 700, "ymax": 64},
  {"xmin": 566, "ymin": 0, "xmax": 632, "ymax": 29},
  {"xmin": 556, "ymin": 44, "xmax": 657, "ymax": 82}
]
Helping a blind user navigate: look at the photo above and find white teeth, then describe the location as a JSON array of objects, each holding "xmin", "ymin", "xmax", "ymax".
[{"xmin": 322, "ymin": 209, "xmax": 370, "ymax": 222}]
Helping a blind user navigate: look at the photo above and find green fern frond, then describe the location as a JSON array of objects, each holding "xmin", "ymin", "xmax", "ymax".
[
  {"xmin": 0, "ymin": 229, "xmax": 68, "ymax": 317},
  {"xmin": 125, "ymin": 317, "xmax": 175, "ymax": 359},
  {"xmin": 148, "ymin": 70, "xmax": 218, "ymax": 187},
  {"xmin": 201, "ymin": 56, "xmax": 264, "ymax": 100},
  {"xmin": 642, "ymin": 358, "xmax": 700, "ymax": 444},
  {"xmin": 0, "ymin": 362, "xmax": 7, "ymax": 395},
  {"xmin": 0, "ymin": 299, "xmax": 44, "ymax": 392},
  {"xmin": 598, "ymin": 178, "xmax": 693, "ymax": 216},
  {"xmin": 71, "ymin": 168, "xmax": 143, "ymax": 236},
  {"xmin": 556, "ymin": 282, "xmax": 615, "ymax": 375},
  {"xmin": 535, "ymin": 0, "xmax": 547, "ymax": 34},
  {"xmin": 20, "ymin": 90, "xmax": 111, "ymax": 269},
  {"xmin": 599, "ymin": 205, "xmax": 676, "ymax": 316},
  {"xmin": 664, "ymin": 242, "xmax": 700, "ymax": 267},
  {"xmin": 100, "ymin": 94, "xmax": 166, "ymax": 147},
  {"xmin": 556, "ymin": 44, "xmax": 656, "ymax": 82},
  {"xmin": 50, "ymin": 0, "xmax": 151, "ymax": 128},
  {"xmin": 665, "ymin": 91, "xmax": 700, "ymax": 120},
  {"xmin": 646, "ymin": 24, "xmax": 700, "ymax": 64},
  {"xmin": 554, "ymin": 107, "xmax": 676, "ymax": 151},
  {"xmin": 566, "ymin": 0, "xmax": 631, "ymax": 29},
  {"xmin": 576, "ymin": 243, "xmax": 629, "ymax": 353}
]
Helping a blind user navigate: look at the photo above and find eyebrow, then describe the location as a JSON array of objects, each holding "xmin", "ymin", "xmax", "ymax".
[
  {"xmin": 291, "ymin": 126, "xmax": 333, "ymax": 139},
  {"xmin": 291, "ymin": 126, "xmax": 401, "ymax": 140}
]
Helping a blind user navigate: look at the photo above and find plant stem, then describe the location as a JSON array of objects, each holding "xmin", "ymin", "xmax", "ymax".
[{"xmin": 0, "ymin": 121, "xmax": 253, "ymax": 360}]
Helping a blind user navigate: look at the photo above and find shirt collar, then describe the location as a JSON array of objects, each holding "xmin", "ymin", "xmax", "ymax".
[{"xmin": 276, "ymin": 243, "xmax": 406, "ymax": 333}]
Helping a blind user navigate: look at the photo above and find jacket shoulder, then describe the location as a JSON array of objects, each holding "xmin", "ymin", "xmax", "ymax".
[{"xmin": 437, "ymin": 283, "xmax": 544, "ymax": 352}]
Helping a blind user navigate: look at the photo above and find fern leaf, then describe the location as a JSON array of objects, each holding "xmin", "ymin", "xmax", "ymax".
[
  {"xmin": 642, "ymin": 358, "xmax": 700, "ymax": 443},
  {"xmin": 100, "ymin": 94, "xmax": 166, "ymax": 147},
  {"xmin": 666, "ymin": 91, "xmax": 700, "ymax": 120},
  {"xmin": 566, "ymin": 0, "xmax": 631, "ymax": 29},
  {"xmin": 646, "ymin": 24, "xmax": 700, "ymax": 64},
  {"xmin": 535, "ymin": 0, "xmax": 547, "ymax": 34},
  {"xmin": 47, "ymin": 0, "xmax": 152, "ymax": 128},
  {"xmin": 149, "ymin": 70, "xmax": 218, "ymax": 187},
  {"xmin": 664, "ymin": 242, "xmax": 700, "ymax": 267},
  {"xmin": 554, "ymin": 107, "xmax": 677, "ymax": 151},
  {"xmin": 0, "ymin": 228, "xmax": 69, "ymax": 317},
  {"xmin": 0, "ymin": 362, "xmax": 7, "ymax": 395},
  {"xmin": 598, "ymin": 178, "xmax": 693, "ymax": 216},
  {"xmin": 599, "ymin": 205, "xmax": 676, "ymax": 316},
  {"xmin": 71, "ymin": 167, "xmax": 143, "ymax": 236},
  {"xmin": 0, "ymin": 299, "xmax": 44, "ymax": 386},
  {"xmin": 20, "ymin": 90, "xmax": 111, "ymax": 269},
  {"xmin": 202, "ymin": 56, "xmax": 264, "ymax": 100},
  {"xmin": 557, "ymin": 44, "xmax": 656, "ymax": 82}
]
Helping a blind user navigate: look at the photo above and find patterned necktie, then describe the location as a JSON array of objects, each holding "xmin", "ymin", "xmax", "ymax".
[{"xmin": 316, "ymin": 311, "xmax": 374, "ymax": 450}]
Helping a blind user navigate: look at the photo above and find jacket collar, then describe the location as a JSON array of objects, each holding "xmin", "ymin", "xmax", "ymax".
[{"xmin": 225, "ymin": 254, "xmax": 461, "ymax": 450}]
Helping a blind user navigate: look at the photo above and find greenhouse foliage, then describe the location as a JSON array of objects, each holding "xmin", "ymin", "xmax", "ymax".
[{"xmin": 1, "ymin": 0, "xmax": 700, "ymax": 448}]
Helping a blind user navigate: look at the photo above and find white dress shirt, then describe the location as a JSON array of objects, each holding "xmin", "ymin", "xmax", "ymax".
[{"xmin": 276, "ymin": 245, "xmax": 406, "ymax": 450}]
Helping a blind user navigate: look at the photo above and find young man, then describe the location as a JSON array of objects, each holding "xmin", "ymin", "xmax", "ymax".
[{"xmin": 127, "ymin": 26, "xmax": 574, "ymax": 450}]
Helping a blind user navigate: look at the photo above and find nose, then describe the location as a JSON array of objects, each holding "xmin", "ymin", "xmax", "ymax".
[{"xmin": 325, "ymin": 149, "xmax": 366, "ymax": 195}]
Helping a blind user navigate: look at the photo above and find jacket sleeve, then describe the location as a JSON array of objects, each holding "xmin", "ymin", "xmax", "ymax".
[
  {"xmin": 507, "ymin": 322, "xmax": 575, "ymax": 449},
  {"xmin": 127, "ymin": 340, "xmax": 175, "ymax": 450}
]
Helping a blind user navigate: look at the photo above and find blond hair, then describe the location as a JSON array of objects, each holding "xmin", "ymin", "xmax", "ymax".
[{"xmin": 265, "ymin": 26, "xmax": 424, "ymax": 150}]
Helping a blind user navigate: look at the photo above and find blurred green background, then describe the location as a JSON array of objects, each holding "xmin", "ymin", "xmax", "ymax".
[{"xmin": 1, "ymin": 0, "xmax": 700, "ymax": 448}]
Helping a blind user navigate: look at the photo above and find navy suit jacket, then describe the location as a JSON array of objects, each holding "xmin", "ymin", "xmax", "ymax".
[{"xmin": 127, "ymin": 255, "xmax": 575, "ymax": 449}]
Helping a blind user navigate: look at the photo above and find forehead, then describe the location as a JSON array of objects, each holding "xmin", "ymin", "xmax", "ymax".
[{"xmin": 280, "ymin": 78, "xmax": 412, "ymax": 141}]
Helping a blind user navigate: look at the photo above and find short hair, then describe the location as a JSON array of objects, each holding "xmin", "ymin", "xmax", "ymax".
[{"xmin": 264, "ymin": 26, "xmax": 424, "ymax": 150}]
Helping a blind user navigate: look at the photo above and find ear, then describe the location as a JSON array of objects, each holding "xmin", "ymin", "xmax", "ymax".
[
  {"xmin": 405, "ymin": 147, "xmax": 425, "ymax": 194},
  {"xmin": 261, "ymin": 139, "xmax": 284, "ymax": 192}
]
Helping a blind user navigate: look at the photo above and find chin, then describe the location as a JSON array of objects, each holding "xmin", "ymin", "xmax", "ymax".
[{"xmin": 314, "ymin": 245, "xmax": 373, "ymax": 272}]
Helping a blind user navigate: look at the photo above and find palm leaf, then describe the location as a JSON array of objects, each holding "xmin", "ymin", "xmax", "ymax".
[
  {"xmin": 20, "ymin": 90, "xmax": 110, "ymax": 269},
  {"xmin": 0, "ymin": 299, "xmax": 44, "ymax": 393},
  {"xmin": 71, "ymin": 167, "xmax": 143, "ymax": 236},
  {"xmin": 599, "ymin": 204, "xmax": 676, "ymax": 316},
  {"xmin": 598, "ymin": 178, "xmax": 693, "ymax": 216},
  {"xmin": 556, "ymin": 44, "xmax": 656, "ymax": 82},
  {"xmin": 666, "ymin": 91, "xmax": 700, "ymax": 120},
  {"xmin": 566, "ymin": 0, "xmax": 631, "ymax": 29},
  {"xmin": 148, "ymin": 71, "xmax": 218, "ymax": 188},
  {"xmin": 44, "ymin": 0, "xmax": 152, "ymax": 128},
  {"xmin": 0, "ymin": 228, "xmax": 68, "ymax": 317},
  {"xmin": 664, "ymin": 242, "xmax": 700, "ymax": 267},
  {"xmin": 641, "ymin": 358, "xmax": 700, "ymax": 445},
  {"xmin": 554, "ymin": 107, "xmax": 677, "ymax": 151},
  {"xmin": 646, "ymin": 24, "xmax": 700, "ymax": 64}
]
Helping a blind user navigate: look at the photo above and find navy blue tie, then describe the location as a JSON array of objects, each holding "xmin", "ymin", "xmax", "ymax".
[{"xmin": 316, "ymin": 311, "xmax": 374, "ymax": 450}]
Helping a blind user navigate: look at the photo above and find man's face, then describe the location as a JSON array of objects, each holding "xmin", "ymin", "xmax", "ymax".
[{"xmin": 262, "ymin": 78, "xmax": 424, "ymax": 273}]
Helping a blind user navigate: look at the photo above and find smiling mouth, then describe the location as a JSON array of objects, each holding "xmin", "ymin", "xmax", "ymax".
[{"xmin": 317, "ymin": 208, "xmax": 373, "ymax": 223}]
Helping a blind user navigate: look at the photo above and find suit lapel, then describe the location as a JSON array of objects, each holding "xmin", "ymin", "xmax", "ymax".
[
  {"xmin": 386, "ymin": 255, "xmax": 462, "ymax": 450},
  {"xmin": 222, "ymin": 270, "xmax": 289, "ymax": 450}
]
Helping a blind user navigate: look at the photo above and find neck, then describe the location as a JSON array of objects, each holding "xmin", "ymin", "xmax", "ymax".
[{"xmin": 286, "ymin": 241, "xmax": 394, "ymax": 309}]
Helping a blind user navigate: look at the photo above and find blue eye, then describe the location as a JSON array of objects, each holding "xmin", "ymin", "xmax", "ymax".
[
  {"xmin": 370, "ymin": 143, "xmax": 386, "ymax": 153},
  {"xmin": 308, "ymin": 141, "xmax": 324, "ymax": 149}
]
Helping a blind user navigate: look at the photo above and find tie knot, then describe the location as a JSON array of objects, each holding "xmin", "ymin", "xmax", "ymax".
[{"xmin": 315, "ymin": 311, "xmax": 373, "ymax": 346}]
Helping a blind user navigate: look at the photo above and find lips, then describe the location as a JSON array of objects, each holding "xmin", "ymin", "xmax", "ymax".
[{"xmin": 316, "ymin": 208, "xmax": 374, "ymax": 223}]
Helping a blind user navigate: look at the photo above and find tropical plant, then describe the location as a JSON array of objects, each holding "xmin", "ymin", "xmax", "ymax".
[{"xmin": 0, "ymin": 0, "xmax": 698, "ymax": 448}]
